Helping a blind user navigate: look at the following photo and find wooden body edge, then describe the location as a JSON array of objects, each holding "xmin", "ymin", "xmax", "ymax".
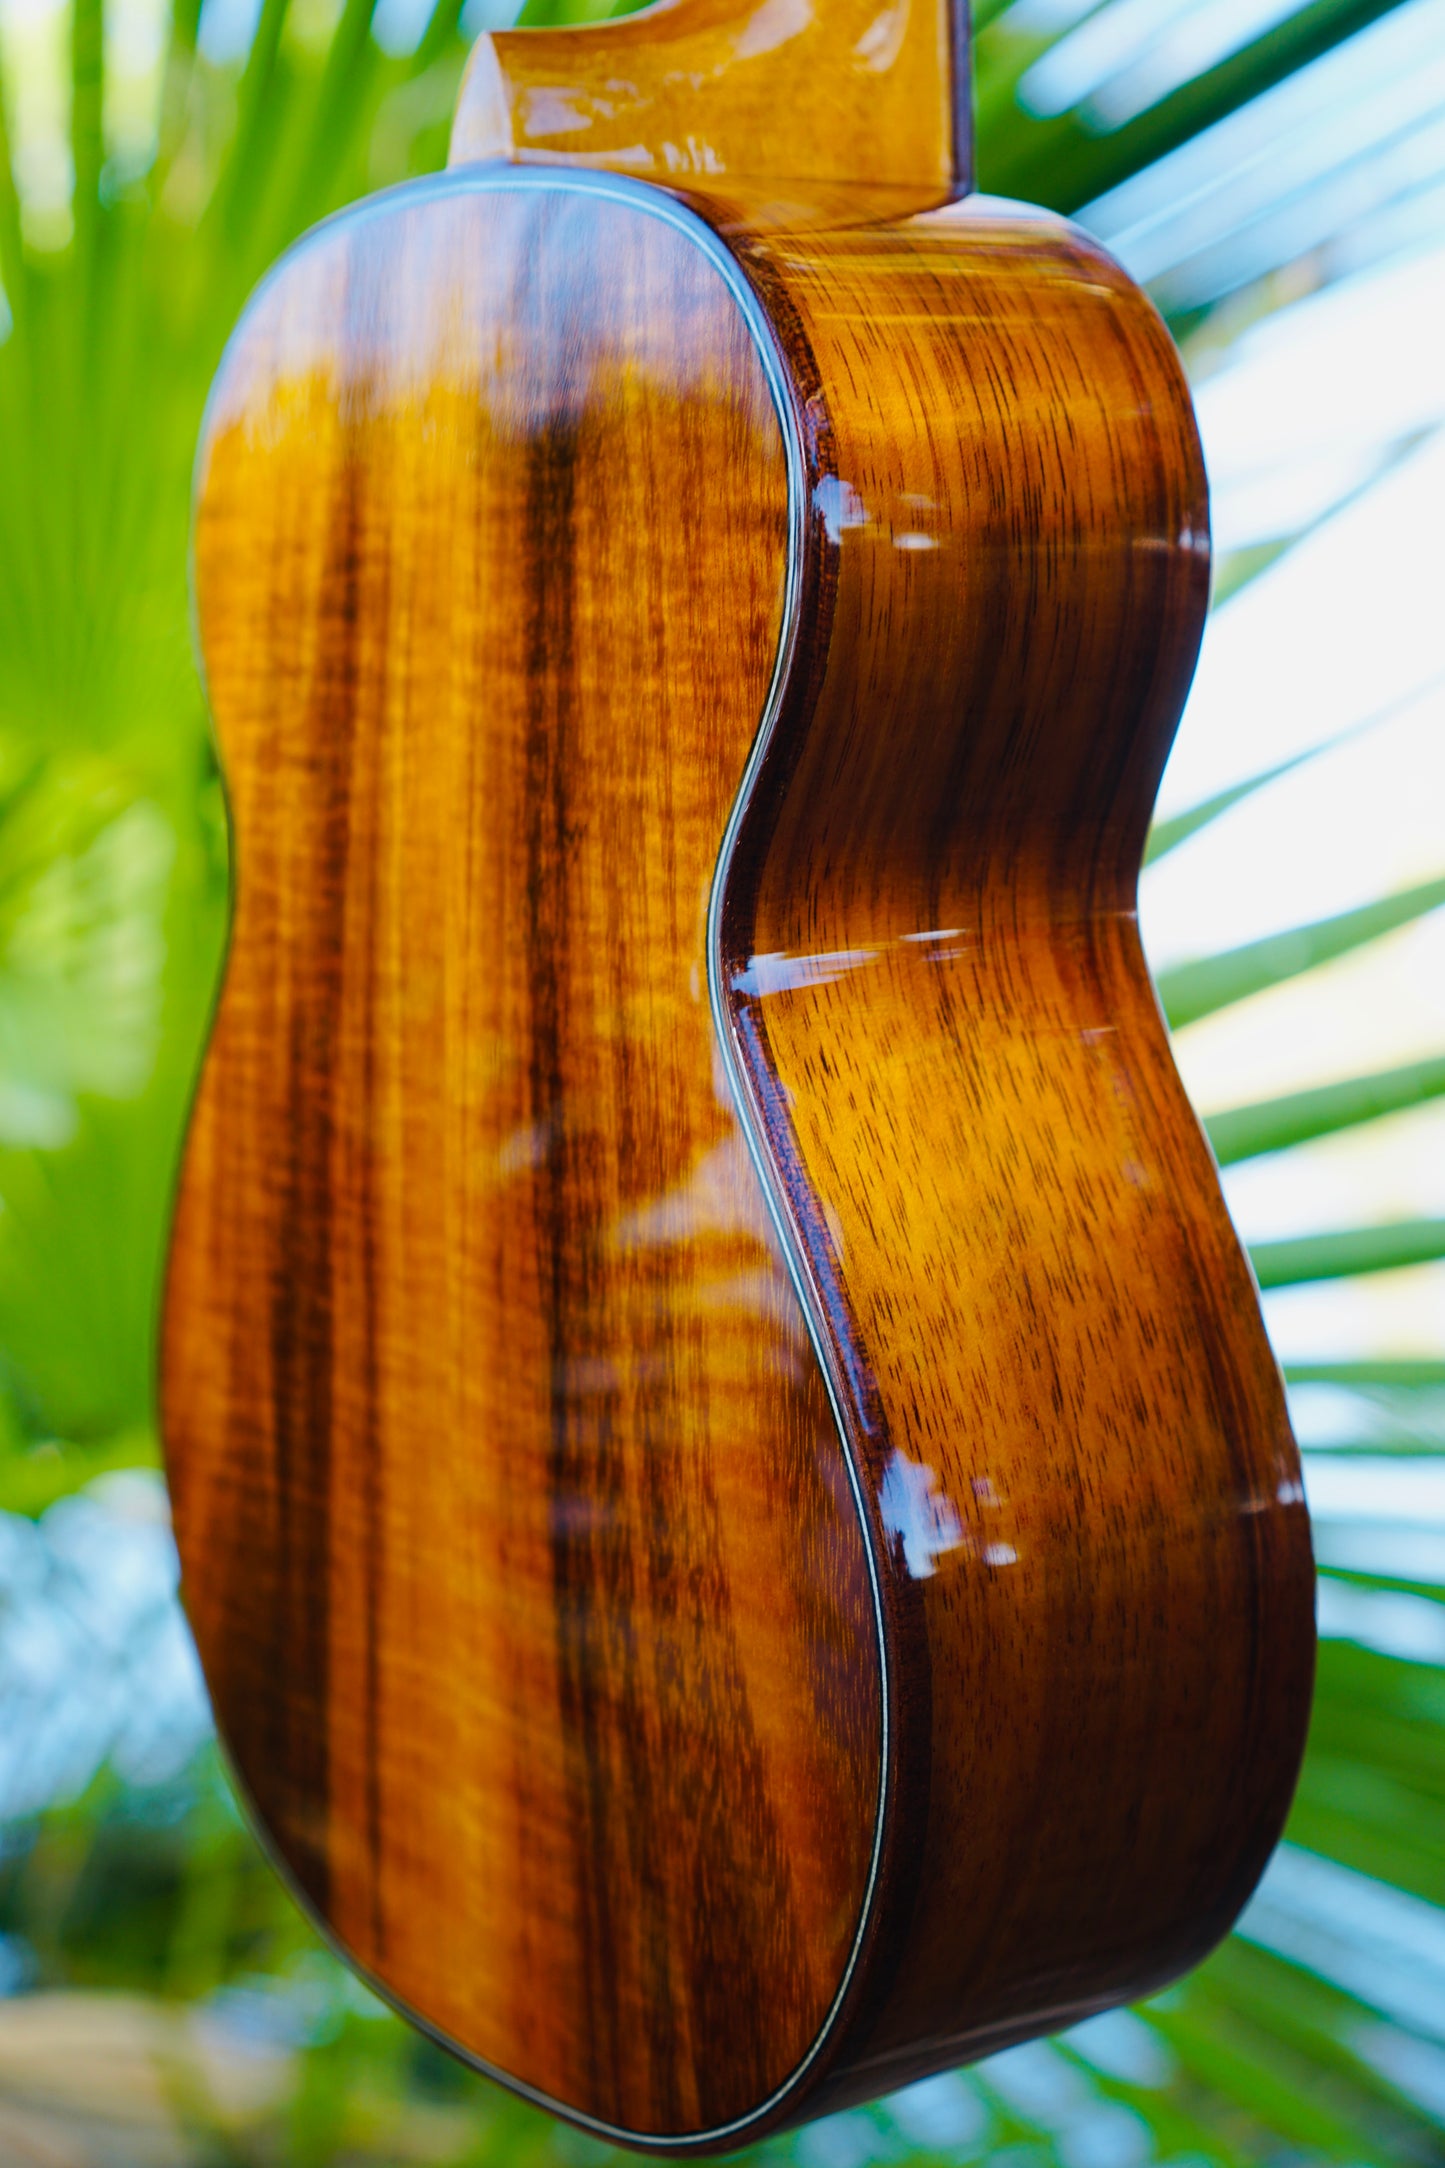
[
  {"xmin": 179, "ymin": 160, "xmax": 895, "ymax": 2158},
  {"xmin": 169, "ymin": 159, "xmax": 1314, "ymax": 2155}
]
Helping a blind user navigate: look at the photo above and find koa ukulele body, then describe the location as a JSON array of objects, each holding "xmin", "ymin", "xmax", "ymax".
[{"xmin": 163, "ymin": 0, "xmax": 1315, "ymax": 2149}]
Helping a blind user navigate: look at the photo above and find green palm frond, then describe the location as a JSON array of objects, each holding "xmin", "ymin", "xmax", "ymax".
[
  {"xmin": 974, "ymin": 0, "xmax": 1408, "ymax": 211},
  {"xmin": 1253, "ymin": 1220, "xmax": 1445, "ymax": 1288},
  {"xmin": 1288, "ymin": 1360, "xmax": 1445, "ymax": 1386},
  {"xmin": 1156, "ymin": 877, "xmax": 1445, "ymax": 1028},
  {"xmin": 1206, "ymin": 1057, "xmax": 1445, "ymax": 1165}
]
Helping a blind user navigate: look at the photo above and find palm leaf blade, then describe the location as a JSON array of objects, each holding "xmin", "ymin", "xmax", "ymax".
[
  {"xmin": 1205, "ymin": 1055, "xmax": 1445, "ymax": 1164},
  {"xmin": 1251, "ymin": 1218, "xmax": 1445, "ymax": 1287},
  {"xmin": 1157, "ymin": 876, "xmax": 1445, "ymax": 1028}
]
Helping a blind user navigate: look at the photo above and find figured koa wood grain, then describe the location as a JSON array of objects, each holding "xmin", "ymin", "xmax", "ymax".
[
  {"xmin": 718, "ymin": 200, "xmax": 1314, "ymax": 2106},
  {"xmin": 450, "ymin": 0, "xmax": 969, "ymax": 217},
  {"xmin": 165, "ymin": 178, "xmax": 883, "ymax": 2140},
  {"xmin": 165, "ymin": 165, "xmax": 1316, "ymax": 2152}
]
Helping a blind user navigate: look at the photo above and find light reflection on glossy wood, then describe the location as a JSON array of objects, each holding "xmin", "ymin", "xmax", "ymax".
[
  {"xmin": 450, "ymin": 0, "xmax": 969, "ymax": 218},
  {"xmin": 165, "ymin": 30, "xmax": 1315, "ymax": 2150},
  {"xmin": 724, "ymin": 209, "xmax": 1311, "ymax": 2109},
  {"xmin": 165, "ymin": 183, "xmax": 882, "ymax": 2141}
]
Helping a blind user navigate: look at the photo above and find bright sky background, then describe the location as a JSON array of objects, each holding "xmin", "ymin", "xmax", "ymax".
[{"xmin": 1065, "ymin": 21, "xmax": 1445, "ymax": 1384}]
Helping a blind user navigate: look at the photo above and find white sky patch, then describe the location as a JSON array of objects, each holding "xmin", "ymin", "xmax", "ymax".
[
  {"xmin": 1194, "ymin": 241, "xmax": 1445, "ymax": 493},
  {"xmin": 1352, "ymin": 2023, "xmax": 1445, "ymax": 2120},
  {"xmin": 1287, "ymin": 1382, "xmax": 1445, "ymax": 1449},
  {"xmin": 1316, "ymin": 1578, "xmax": 1445, "ymax": 1665},
  {"xmin": 1079, "ymin": 0, "xmax": 1445, "ymax": 281},
  {"xmin": 1162, "ymin": 914, "xmax": 1445, "ymax": 1112},
  {"xmin": 105, "ymin": 0, "xmax": 170, "ymax": 172},
  {"xmin": 1219, "ymin": 1100, "xmax": 1445, "ymax": 1247},
  {"xmin": 1087, "ymin": 0, "xmax": 1318, "ymax": 129},
  {"xmin": 1140, "ymin": 678, "xmax": 1445, "ymax": 970},
  {"xmin": 1239, "ymin": 1842, "xmax": 1445, "ymax": 2036},
  {"xmin": 1304, "ymin": 1452, "xmax": 1445, "ymax": 1525},
  {"xmin": 1262, "ymin": 1263, "xmax": 1445, "ymax": 1366},
  {"xmin": 1019, "ymin": 0, "xmax": 1306, "ymax": 130},
  {"xmin": 1315, "ymin": 1523, "xmax": 1445, "ymax": 1584},
  {"xmin": 1154, "ymin": 426, "xmax": 1445, "ymax": 821},
  {"xmin": 371, "ymin": 0, "xmax": 438, "ymax": 53},
  {"xmin": 197, "ymin": 0, "xmax": 262, "ymax": 63},
  {"xmin": 0, "ymin": 0, "xmax": 72, "ymax": 242}
]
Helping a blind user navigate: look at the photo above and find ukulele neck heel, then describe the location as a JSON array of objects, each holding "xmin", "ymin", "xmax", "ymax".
[{"xmin": 448, "ymin": 0, "xmax": 972, "ymax": 218}]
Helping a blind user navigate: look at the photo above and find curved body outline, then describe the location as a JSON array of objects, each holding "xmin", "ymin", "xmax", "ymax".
[
  {"xmin": 165, "ymin": 153, "xmax": 1316, "ymax": 2154},
  {"xmin": 169, "ymin": 161, "xmax": 892, "ymax": 2147}
]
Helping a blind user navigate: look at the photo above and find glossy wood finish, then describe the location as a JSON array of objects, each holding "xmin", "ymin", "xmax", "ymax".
[
  {"xmin": 719, "ymin": 200, "xmax": 1315, "ymax": 2107},
  {"xmin": 164, "ymin": 168, "xmax": 1316, "ymax": 2159},
  {"xmin": 167, "ymin": 180, "xmax": 882, "ymax": 2140},
  {"xmin": 450, "ymin": 0, "xmax": 969, "ymax": 220}
]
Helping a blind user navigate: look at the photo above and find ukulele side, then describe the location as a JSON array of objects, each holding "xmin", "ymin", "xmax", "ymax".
[{"xmin": 720, "ymin": 197, "xmax": 1315, "ymax": 2109}]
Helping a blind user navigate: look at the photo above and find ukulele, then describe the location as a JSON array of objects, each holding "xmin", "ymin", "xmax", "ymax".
[{"xmin": 162, "ymin": 0, "xmax": 1316, "ymax": 2149}]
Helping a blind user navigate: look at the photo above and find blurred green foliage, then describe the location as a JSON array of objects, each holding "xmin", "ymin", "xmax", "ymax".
[{"xmin": 1, "ymin": 0, "xmax": 1444, "ymax": 2159}]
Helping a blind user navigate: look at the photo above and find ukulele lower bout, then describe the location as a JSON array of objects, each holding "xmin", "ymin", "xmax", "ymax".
[{"xmin": 164, "ymin": 164, "xmax": 1315, "ymax": 2151}]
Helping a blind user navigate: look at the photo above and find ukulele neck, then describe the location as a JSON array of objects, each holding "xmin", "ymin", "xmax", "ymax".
[{"xmin": 449, "ymin": 0, "xmax": 973, "ymax": 224}]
